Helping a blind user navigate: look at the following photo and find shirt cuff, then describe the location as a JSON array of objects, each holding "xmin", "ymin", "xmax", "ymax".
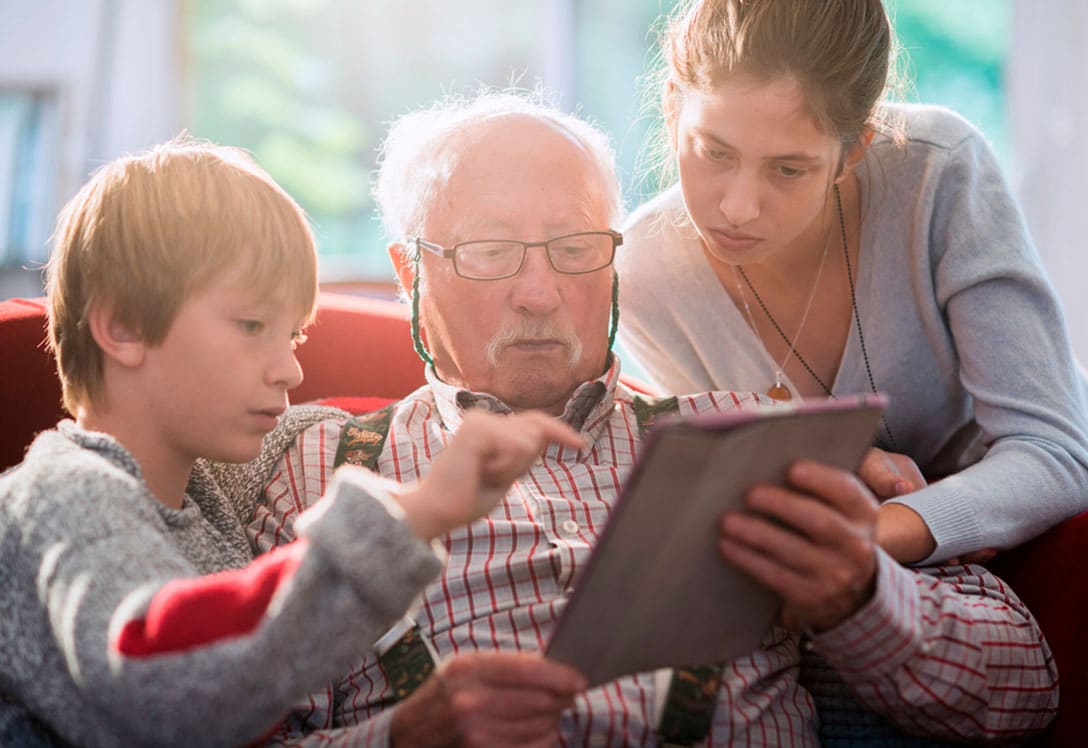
[{"xmin": 808, "ymin": 549, "xmax": 923, "ymax": 677}]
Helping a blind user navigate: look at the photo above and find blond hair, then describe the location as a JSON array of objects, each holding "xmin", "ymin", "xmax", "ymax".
[
  {"xmin": 645, "ymin": 0, "xmax": 903, "ymax": 189},
  {"xmin": 46, "ymin": 137, "xmax": 318, "ymax": 414},
  {"xmin": 374, "ymin": 87, "xmax": 623, "ymax": 250}
]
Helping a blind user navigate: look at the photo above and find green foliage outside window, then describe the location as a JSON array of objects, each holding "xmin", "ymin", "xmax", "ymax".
[
  {"xmin": 188, "ymin": 0, "xmax": 1010, "ymax": 281},
  {"xmin": 888, "ymin": 0, "xmax": 1011, "ymax": 164}
]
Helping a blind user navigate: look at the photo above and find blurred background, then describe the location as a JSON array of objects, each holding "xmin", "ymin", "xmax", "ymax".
[{"xmin": 1, "ymin": 0, "xmax": 1085, "ymax": 358}]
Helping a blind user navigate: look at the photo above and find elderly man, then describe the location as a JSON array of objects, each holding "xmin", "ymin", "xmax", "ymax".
[{"xmin": 242, "ymin": 92, "xmax": 1057, "ymax": 746}]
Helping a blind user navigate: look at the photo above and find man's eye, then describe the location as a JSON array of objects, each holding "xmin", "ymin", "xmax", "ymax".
[
  {"xmin": 462, "ymin": 244, "xmax": 517, "ymax": 263},
  {"xmin": 553, "ymin": 243, "xmax": 590, "ymax": 258}
]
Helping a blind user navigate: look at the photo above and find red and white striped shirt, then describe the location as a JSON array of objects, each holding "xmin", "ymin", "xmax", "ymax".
[{"xmin": 251, "ymin": 361, "xmax": 1057, "ymax": 746}]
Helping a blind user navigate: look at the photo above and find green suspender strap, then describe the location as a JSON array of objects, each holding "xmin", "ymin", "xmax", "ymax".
[
  {"xmin": 347, "ymin": 397, "xmax": 723, "ymax": 744},
  {"xmin": 633, "ymin": 396, "xmax": 726, "ymax": 747},
  {"xmin": 333, "ymin": 404, "xmax": 396, "ymax": 473},
  {"xmin": 333, "ymin": 404, "xmax": 438, "ymax": 700}
]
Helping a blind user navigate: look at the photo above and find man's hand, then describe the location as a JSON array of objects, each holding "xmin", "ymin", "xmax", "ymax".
[
  {"xmin": 718, "ymin": 460, "xmax": 879, "ymax": 633},
  {"xmin": 397, "ymin": 410, "xmax": 585, "ymax": 540},
  {"xmin": 389, "ymin": 652, "xmax": 586, "ymax": 747}
]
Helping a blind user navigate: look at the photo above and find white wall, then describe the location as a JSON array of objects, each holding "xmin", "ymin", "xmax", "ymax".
[
  {"xmin": 0, "ymin": 0, "xmax": 182, "ymax": 219},
  {"xmin": 1009, "ymin": 0, "xmax": 1088, "ymax": 362}
]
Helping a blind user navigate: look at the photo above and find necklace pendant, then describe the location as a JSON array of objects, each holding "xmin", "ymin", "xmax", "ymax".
[
  {"xmin": 767, "ymin": 383, "xmax": 792, "ymax": 401},
  {"xmin": 767, "ymin": 376, "xmax": 793, "ymax": 401}
]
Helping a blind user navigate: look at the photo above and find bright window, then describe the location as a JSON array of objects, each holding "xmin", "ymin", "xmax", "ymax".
[
  {"xmin": 0, "ymin": 89, "xmax": 58, "ymax": 268},
  {"xmin": 888, "ymin": 0, "xmax": 1011, "ymax": 166},
  {"xmin": 184, "ymin": 0, "xmax": 1011, "ymax": 283}
]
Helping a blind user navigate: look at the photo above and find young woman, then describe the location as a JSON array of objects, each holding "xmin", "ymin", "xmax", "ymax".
[{"xmin": 617, "ymin": 0, "xmax": 1088, "ymax": 564}]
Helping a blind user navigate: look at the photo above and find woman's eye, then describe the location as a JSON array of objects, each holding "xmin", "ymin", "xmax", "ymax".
[
  {"xmin": 697, "ymin": 142, "xmax": 728, "ymax": 161},
  {"xmin": 775, "ymin": 165, "xmax": 806, "ymax": 179}
]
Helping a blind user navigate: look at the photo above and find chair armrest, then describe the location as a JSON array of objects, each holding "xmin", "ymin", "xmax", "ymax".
[
  {"xmin": 989, "ymin": 510, "xmax": 1088, "ymax": 747},
  {"xmin": 0, "ymin": 298, "xmax": 64, "ymax": 472},
  {"xmin": 290, "ymin": 292, "xmax": 423, "ymax": 404}
]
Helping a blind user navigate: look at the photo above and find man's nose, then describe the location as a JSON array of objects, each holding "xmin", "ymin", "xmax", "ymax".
[{"xmin": 510, "ymin": 245, "xmax": 563, "ymax": 314}]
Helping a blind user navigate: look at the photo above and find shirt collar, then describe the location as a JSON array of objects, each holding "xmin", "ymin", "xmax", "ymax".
[{"xmin": 425, "ymin": 355, "xmax": 623, "ymax": 438}]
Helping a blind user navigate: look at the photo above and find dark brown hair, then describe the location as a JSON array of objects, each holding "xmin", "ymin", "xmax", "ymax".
[{"xmin": 643, "ymin": 0, "xmax": 903, "ymax": 189}]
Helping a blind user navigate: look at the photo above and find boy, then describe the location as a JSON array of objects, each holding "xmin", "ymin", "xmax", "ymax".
[{"xmin": 0, "ymin": 140, "xmax": 585, "ymax": 747}]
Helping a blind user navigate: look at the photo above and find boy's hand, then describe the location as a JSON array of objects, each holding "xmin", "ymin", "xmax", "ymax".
[{"xmin": 397, "ymin": 410, "xmax": 585, "ymax": 540}]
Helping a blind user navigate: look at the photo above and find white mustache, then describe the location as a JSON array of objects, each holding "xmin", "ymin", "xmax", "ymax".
[{"xmin": 485, "ymin": 321, "xmax": 582, "ymax": 367}]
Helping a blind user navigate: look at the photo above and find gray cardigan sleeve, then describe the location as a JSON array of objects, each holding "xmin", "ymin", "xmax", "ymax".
[
  {"xmin": 886, "ymin": 125, "xmax": 1088, "ymax": 561},
  {"xmin": 39, "ymin": 467, "xmax": 441, "ymax": 747}
]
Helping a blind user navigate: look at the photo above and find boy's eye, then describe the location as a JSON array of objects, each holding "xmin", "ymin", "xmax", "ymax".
[
  {"xmin": 291, "ymin": 330, "xmax": 308, "ymax": 349},
  {"xmin": 238, "ymin": 319, "xmax": 265, "ymax": 334}
]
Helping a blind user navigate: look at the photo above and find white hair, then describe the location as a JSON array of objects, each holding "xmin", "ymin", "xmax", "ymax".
[{"xmin": 373, "ymin": 87, "xmax": 624, "ymax": 253}]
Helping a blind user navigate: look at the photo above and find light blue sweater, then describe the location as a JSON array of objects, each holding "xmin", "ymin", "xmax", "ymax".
[{"xmin": 617, "ymin": 104, "xmax": 1088, "ymax": 562}]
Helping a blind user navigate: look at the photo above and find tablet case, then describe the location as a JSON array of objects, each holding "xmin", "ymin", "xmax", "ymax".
[{"xmin": 545, "ymin": 393, "xmax": 887, "ymax": 687}]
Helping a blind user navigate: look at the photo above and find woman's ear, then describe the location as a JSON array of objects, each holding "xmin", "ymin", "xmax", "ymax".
[
  {"xmin": 87, "ymin": 302, "xmax": 146, "ymax": 368},
  {"xmin": 388, "ymin": 242, "xmax": 415, "ymax": 294},
  {"xmin": 663, "ymin": 80, "xmax": 681, "ymax": 151},
  {"xmin": 836, "ymin": 130, "xmax": 875, "ymax": 182}
]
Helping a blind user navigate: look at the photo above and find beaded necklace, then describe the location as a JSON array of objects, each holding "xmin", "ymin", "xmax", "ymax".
[
  {"xmin": 733, "ymin": 216, "xmax": 832, "ymax": 400},
  {"xmin": 734, "ymin": 184, "xmax": 897, "ymax": 447}
]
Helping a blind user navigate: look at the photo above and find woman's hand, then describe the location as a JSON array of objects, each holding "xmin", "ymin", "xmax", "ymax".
[{"xmin": 857, "ymin": 447, "xmax": 926, "ymax": 500}]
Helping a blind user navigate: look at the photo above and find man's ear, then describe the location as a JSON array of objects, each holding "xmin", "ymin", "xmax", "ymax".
[
  {"xmin": 388, "ymin": 242, "xmax": 415, "ymax": 294},
  {"xmin": 87, "ymin": 302, "xmax": 146, "ymax": 368}
]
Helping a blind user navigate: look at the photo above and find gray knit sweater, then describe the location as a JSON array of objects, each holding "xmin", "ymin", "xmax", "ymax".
[
  {"xmin": 617, "ymin": 103, "xmax": 1088, "ymax": 563},
  {"xmin": 0, "ymin": 419, "xmax": 442, "ymax": 748}
]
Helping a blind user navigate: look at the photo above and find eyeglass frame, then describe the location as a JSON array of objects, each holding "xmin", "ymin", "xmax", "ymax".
[{"xmin": 407, "ymin": 230, "xmax": 623, "ymax": 281}]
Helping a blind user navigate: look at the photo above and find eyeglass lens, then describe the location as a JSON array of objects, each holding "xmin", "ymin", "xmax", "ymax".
[{"xmin": 455, "ymin": 233, "xmax": 614, "ymax": 279}]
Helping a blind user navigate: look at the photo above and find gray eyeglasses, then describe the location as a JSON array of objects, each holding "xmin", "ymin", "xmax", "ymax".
[{"xmin": 408, "ymin": 230, "xmax": 622, "ymax": 280}]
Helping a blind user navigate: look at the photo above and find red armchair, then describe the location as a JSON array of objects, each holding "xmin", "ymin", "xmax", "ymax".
[
  {"xmin": 0, "ymin": 292, "xmax": 421, "ymax": 470},
  {"xmin": 1, "ymin": 291, "xmax": 1084, "ymax": 746}
]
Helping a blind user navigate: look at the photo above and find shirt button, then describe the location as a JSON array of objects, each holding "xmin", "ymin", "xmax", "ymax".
[{"xmin": 560, "ymin": 519, "xmax": 580, "ymax": 536}]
